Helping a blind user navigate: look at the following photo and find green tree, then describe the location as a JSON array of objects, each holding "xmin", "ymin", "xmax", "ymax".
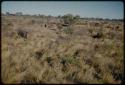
[
  {"xmin": 62, "ymin": 14, "xmax": 80, "ymax": 25},
  {"xmin": 73, "ymin": 15, "xmax": 80, "ymax": 24},
  {"xmin": 62, "ymin": 14, "xmax": 74, "ymax": 25}
]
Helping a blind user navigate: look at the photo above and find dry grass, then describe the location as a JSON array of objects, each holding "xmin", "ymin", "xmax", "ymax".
[{"xmin": 1, "ymin": 15, "xmax": 124, "ymax": 84}]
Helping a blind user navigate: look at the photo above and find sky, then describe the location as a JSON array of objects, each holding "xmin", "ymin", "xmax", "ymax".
[{"xmin": 1, "ymin": 1, "xmax": 124, "ymax": 19}]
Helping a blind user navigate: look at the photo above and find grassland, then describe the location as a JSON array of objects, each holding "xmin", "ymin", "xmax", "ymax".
[{"xmin": 1, "ymin": 14, "xmax": 124, "ymax": 84}]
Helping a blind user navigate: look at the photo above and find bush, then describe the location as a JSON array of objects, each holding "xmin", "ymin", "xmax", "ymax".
[
  {"xmin": 62, "ymin": 14, "xmax": 80, "ymax": 25},
  {"xmin": 62, "ymin": 14, "xmax": 74, "ymax": 24},
  {"xmin": 91, "ymin": 28, "xmax": 103, "ymax": 39},
  {"xmin": 17, "ymin": 29, "xmax": 28, "ymax": 39},
  {"xmin": 63, "ymin": 27, "xmax": 73, "ymax": 34},
  {"xmin": 61, "ymin": 56, "xmax": 79, "ymax": 67}
]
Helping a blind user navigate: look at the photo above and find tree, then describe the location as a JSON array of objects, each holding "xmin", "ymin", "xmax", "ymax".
[
  {"xmin": 16, "ymin": 12, "xmax": 23, "ymax": 16},
  {"xmin": 6, "ymin": 12, "xmax": 10, "ymax": 15},
  {"xmin": 62, "ymin": 14, "xmax": 74, "ymax": 25},
  {"xmin": 62, "ymin": 14, "xmax": 81, "ymax": 25},
  {"xmin": 48, "ymin": 15, "xmax": 52, "ymax": 18},
  {"xmin": 73, "ymin": 15, "xmax": 80, "ymax": 24},
  {"xmin": 58, "ymin": 15, "xmax": 61, "ymax": 18},
  {"xmin": 74, "ymin": 15, "xmax": 80, "ymax": 20},
  {"xmin": 39, "ymin": 15, "xmax": 45, "ymax": 18}
]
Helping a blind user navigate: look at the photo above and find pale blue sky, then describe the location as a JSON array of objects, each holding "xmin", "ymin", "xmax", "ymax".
[{"xmin": 2, "ymin": 1, "xmax": 124, "ymax": 19}]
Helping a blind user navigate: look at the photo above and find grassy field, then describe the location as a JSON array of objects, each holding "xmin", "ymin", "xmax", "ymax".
[{"xmin": 1, "ymin": 14, "xmax": 124, "ymax": 84}]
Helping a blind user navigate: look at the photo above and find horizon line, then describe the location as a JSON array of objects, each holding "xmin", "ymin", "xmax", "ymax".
[{"xmin": 2, "ymin": 12, "xmax": 123, "ymax": 20}]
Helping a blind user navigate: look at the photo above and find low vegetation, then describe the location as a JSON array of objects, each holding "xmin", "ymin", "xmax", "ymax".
[{"xmin": 1, "ymin": 14, "xmax": 124, "ymax": 84}]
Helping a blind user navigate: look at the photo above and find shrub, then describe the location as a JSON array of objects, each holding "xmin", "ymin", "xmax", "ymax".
[
  {"xmin": 17, "ymin": 29, "xmax": 28, "ymax": 39},
  {"xmin": 62, "ymin": 14, "xmax": 80, "ymax": 25},
  {"xmin": 62, "ymin": 14, "xmax": 74, "ymax": 25},
  {"xmin": 34, "ymin": 51, "xmax": 44, "ymax": 59},
  {"xmin": 61, "ymin": 56, "xmax": 79, "ymax": 66},
  {"xmin": 46, "ymin": 57, "xmax": 53, "ymax": 64},
  {"xmin": 63, "ymin": 27, "xmax": 73, "ymax": 34},
  {"xmin": 91, "ymin": 28, "xmax": 103, "ymax": 39}
]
